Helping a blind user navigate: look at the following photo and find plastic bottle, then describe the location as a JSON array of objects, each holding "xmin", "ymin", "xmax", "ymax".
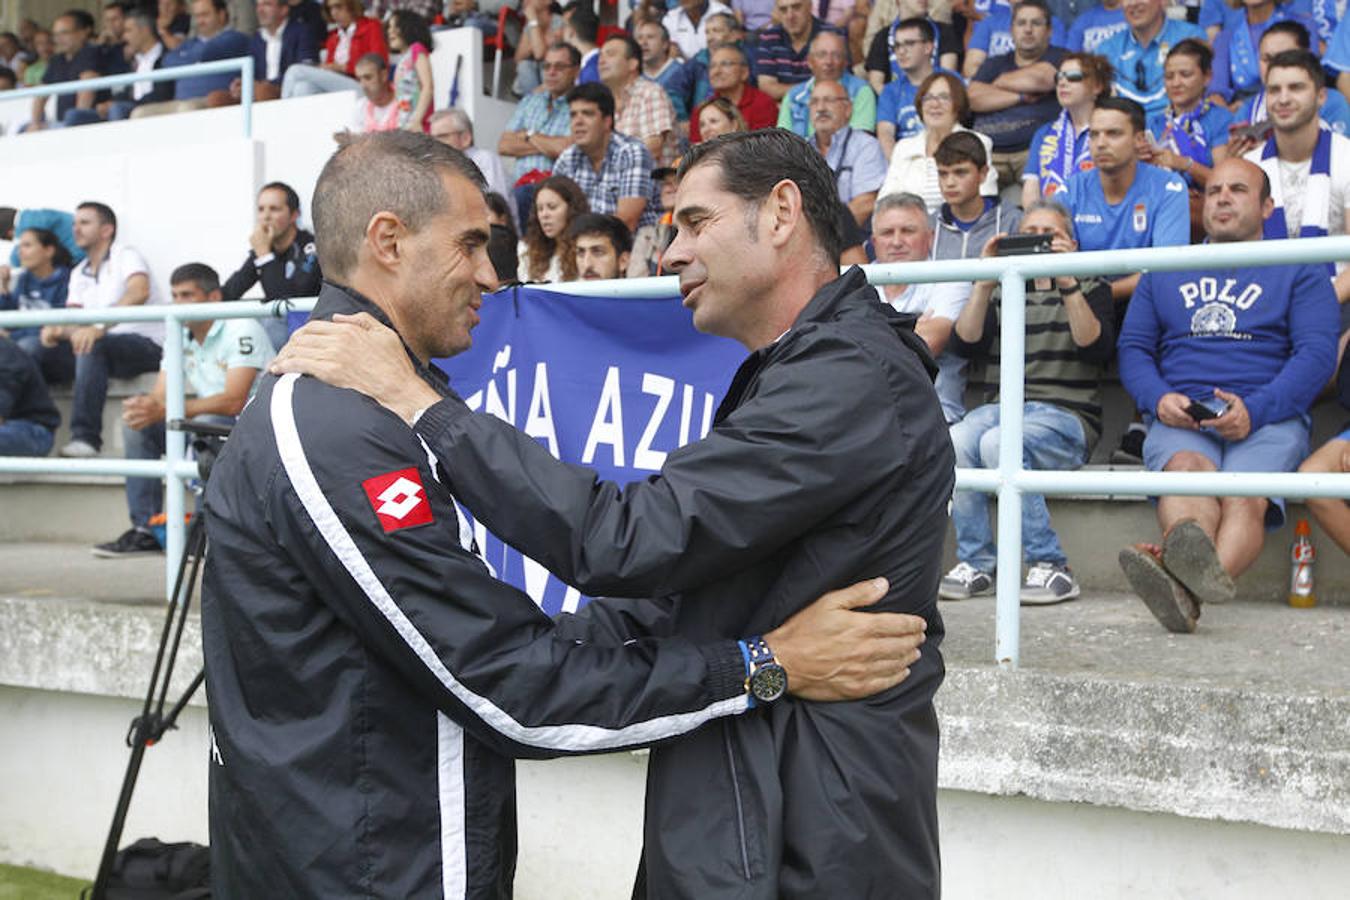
[{"xmin": 1289, "ymin": 519, "xmax": 1317, "ymax": 609}]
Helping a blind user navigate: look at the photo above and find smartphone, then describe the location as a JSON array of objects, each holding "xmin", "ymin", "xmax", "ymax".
[
  {"xmin": 1229, "ymin": 120, "xmax": 1273, "ymax": 143},
  {"xmin": 995, "ymin": 233, "xmax": 1054, "ymax": 256},
  {"xmin": 1185, "ymin": 399, "xmax": 1229, "ymax": 422}
]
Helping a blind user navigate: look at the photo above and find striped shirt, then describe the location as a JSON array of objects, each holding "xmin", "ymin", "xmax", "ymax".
[
  {"xmin": 503, "ymin": 90, "xmax": 572, "ymax": 179},
  {"xmin": 951, "ymin": 276, "xmax": 1115, "ymax": 449},
  {"xmin": 754, "ymin": 19, "xmax": 845, "ymax": 87},
  {"xmin": 616, "ymin": 76, "xmax": 679, "ymax": 167},
  {"xmin": 553, "ymin": 132, "xmax": 659, "ymax": 229}
]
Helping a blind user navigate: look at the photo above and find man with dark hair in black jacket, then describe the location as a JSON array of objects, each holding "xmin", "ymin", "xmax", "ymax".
[
  {"xmin": 275, "ymin": 128, "xmax": 954, "ymax": 899},
  {"xmin": 221, "ymin": 180, "xmax": 320, "ymax": 349},
  {"xmin": 204, "ymin": 130, "xmax": 928, "ymax": 899}
]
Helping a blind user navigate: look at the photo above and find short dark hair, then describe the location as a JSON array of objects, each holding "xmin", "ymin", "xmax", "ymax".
[
  {"xmin": 933, "ymin": 130, "xmax": 988, "ymax": 168},
  {"xmin": 104, "ymin": 1, "xmax": 131, "ymax": 13},
  {"xmin": 77, "ymin": 201, "xmax": 118, "ymax": 241},
  {"xmin": 568, "ymin": 213, "xmax": 633, "ymax": 254},
  {"xmin": 126, "ymin": 8, "xmax": 157, "ymax": 33},
  {"xmin": 637, "ymin": 20, "xmax": 671, "ymax": 42},
  {"xmin": 206, "ymin": 0, "xmax": 229, "ymax": 13},
  {"xmin": 170, "ymin": 262, "xmax": 222, "ymax": 294},
  {"xmin": 1093, "ymin": 95, "xmax": 1147, "ymax": 133},
  {"xmin": 568, "ymin": 3, "xmax": 599, "ymax": 45},
  {"xmin": 21, "ymin": 227, "xmax": 74, "ymax": 270},
  {"xmin": 390, "ymin": 10, "xmax": 433, "ymax": 54},
  {"xmin": 1013, "ymin": 0, "xmax": 1052, "ymax": 25},
  {"xmin": 1260, "ymin": 19, "xmax": 1310, "ymax": 50},
  {"xmin": 1167, "ymin": 38, "xmax": 1212, "ymax": 74},
  {"xmin": 61, "ymin": 9, "xmax": 96, "ymax": 32},
  {"xmin": 1265, "ymin": 48, "xmax": 1325, "ymax": 89},
  {"xmin": 0, "ymin": 66, "xmax": 14, "ymax": 89},
  {"xmin": 547, "ymin": 40, "xmax": 582, "ymax": 67},
  {"xmin": 313, "ymin": 131, "xmax": 486, "ymax": 280},
  {"xmin": 894, "ymin": 17, "xmax": 934, "ymax": 41},
  {"xmin": 709, "ymin": 42, "xmax": 749, "ymax": 68},
  {"xmin": 487, "ymin": 223, "xmax": 519, "ymax": 283},
  {"xmin": 567, "ymin": 81, "xmax": 615, "ymax": 120},
  {"xmin": 604, "ymin": 32, "xmax": 641, "ymax": 62},
  {"xmin": 0, "ymin": 207, "xmax": 14, "ymax": 240},
  {"xmin": 261, "ymin": 180, "xmax": 301, "ymax": 213},
  {"xmin": 354, "ymin": 51, "xmax": 386, "ymax": 73},
  {"xmin": 678, "ymin": 129, "xmax": 844, "ymax": 265}
]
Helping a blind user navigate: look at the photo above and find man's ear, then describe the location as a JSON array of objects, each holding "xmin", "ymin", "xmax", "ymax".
[
  {"xmin": 617, "ymin": 250, "xmax": 631, "ymax": 275},
  {"xmin": 364, "ymin": 211, "xmax": 406, "ymax": 270},
  {"xmin": 1261, "ymin": 194, "xmax": 1275, "ymax": 222},
  {"xmin": 765, "ymin": 178, "xmax": 805, "ymax": 250}
]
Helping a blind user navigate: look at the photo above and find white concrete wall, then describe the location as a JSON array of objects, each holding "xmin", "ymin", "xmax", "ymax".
[{"xmin": 6, "ymin": 685, "xmax": 1349, "ymax": 899}]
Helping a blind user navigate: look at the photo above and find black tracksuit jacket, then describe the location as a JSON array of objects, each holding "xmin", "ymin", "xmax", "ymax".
[
  {"xmin": 201, "ymin": 283, "xmax": 753, "ymax": 899},
  {"xmin": 411, "ymin": 266, "xmax": 955, "ymax": 898}
]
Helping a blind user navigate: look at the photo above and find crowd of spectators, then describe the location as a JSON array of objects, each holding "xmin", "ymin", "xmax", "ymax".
[{"xmin": 5, "ymin": 0, "xmax": 1350, "ymax": 624}]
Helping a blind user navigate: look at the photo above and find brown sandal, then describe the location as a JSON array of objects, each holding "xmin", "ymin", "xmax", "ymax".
[
  {"xmin": 1120, "ymin": 544, "xmax": 1201, "ymax": 634},
  {"xmin": 1162, "ymin": 519, "xmax": 1236, "ymax": 605}
]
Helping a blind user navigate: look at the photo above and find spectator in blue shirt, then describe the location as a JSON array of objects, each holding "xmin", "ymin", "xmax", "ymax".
[
  {"xmin": 1142, "ymin": 39, "xmax": 1233, "ymax": 237},
  {"xmin": 1096, "ymin": 0, "xmax": 1206, "ymax": 116},
  {"xmin": 968, "ymin": 0, "xmax": 1068, "ymax": 191},
  {"xmin": 1311, "ymin": 15, "xmax": 1350, "ymax": 117},
  {"xmin": 755, "ymin": 0, "xmax": 845, "ymax": 100},
  {"xmin": 876, "ymin": 16, "xmax": 947, "ymax": 158},
  {"xmin": 132, "ymin": 0, "xmax": 250, "ymax": 115},
  {"xmin": 1022, "ymin": 51, "xmax": 1113, "ymax": 208},
  {"xmin": 810, "ymin": 80, "xmax": 888, "ymax": 227},
  {"xmin": 498, "ymin": 42, "xmax": 580, "ymax": 223},
  {"xmin": 637, "ymin": 20, "xmax": 697, "ymax": 122},
  {"xmin": 1210, "ymin": 0, "xmax": 1320, "ymax": 108},
  {"xmin": 565, "ymin": 3, "xmax": 601, "ymax": 85},
  {"xmin": 0, "ymin": 228, "xmax": 72, "ymax": 382},
  {"xmin": 963, "ymin": 0, "xmax": 1068, "ymax": 79},
  {"xmin": 1067, "ymin": 0, "xmax": 1127, "ymax": 52},
  {"xmin": 29, "ymin": 9, "xmax": 106, "ymax": 130},
  {"xmin": 1117, "ymin": 157, "xmax": 1338, "ymax": 634},
  {"xmin": 1059, "ymin": 96, "xmax": 1190, "ymax": 303},
  {"xmin": 1200, "ymin": 0, "xmax": 1334, "ymax": 47},
  {"xmin": 777, "ymin": 30, "xmax": 876, "ymax": 137}
]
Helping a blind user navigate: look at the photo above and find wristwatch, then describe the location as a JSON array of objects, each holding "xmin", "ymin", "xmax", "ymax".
[{"xmin": 743, "ymin": 636, "xmax": 788, "ymax": 705}]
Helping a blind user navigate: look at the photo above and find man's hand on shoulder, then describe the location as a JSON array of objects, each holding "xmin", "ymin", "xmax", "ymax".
[
  {"xmin": 270, "ymin": 312, "xmax": 441, "ymax": 423},
  {"xmin": 765, "ymin": 577, "xmax": 926, "ymax": 702}
]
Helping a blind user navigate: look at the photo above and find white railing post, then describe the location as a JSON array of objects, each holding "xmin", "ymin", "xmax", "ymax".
[
  {"xmin": 994, "ymin": 270, "xmax": 1026, "ymax": 669},
  {"xmin": 162, "ymin": 314, "xmax": 186, "ymax": 603},
  {"xmin": 239, "ymin": 56, "xmax": 255, "ymax": 139}
]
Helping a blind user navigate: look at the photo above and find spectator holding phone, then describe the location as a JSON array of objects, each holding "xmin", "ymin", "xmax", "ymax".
[
  {"xmin": 939, "ymin": 200, "xmax": 1114, "ymax": 604},
  {"xmin": 1117, "ymin": 157, "xmax": 1338, "ymax": 634},
  {"xmin": 1143, "ymin": 41, "xmax": 1233, "ymax": 190}
]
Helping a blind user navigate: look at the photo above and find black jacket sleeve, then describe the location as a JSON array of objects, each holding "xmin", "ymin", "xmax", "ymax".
[
  {"xmin": 264, "ymin": 373, "xmax": 749, "ymax": 760},
  {"xmin": 948, "ymin": 296, "xmax": 998, "ymax": 360},
  {"xmin": 220, "ymin": 253, "xmax": 259, "ymax": 302},
  {"xmin": 414, "ymin": 328, "xmax": 906, "ymax": 598},
  {"xmin": 257, "ymin": 240, "xmax": 321, "ymax": 299},
  {"xmin": 1072, "ymin": 277, "xmax": 1116, "ymax": 364}
]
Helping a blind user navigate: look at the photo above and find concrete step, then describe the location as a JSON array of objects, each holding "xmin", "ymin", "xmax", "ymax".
[{"xmin": 46, "ymin": 372, "xmax": 159, "ymax": 457}]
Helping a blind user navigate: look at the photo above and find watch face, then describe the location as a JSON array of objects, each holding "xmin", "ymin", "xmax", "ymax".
[{"xmin": 750, "ymin": 663, "xmax": 788, "ymax": 703}]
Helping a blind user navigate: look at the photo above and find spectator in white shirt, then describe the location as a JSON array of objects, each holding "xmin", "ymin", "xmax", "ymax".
[
  {"xmin": 663, "ymin": 0, "xmax": 735, "ymax": 61},
  {"xmin": 39, "ymin": 202, "xmax": 165, "ymax": 458},
  {"xmin": 344, "ymin": 52, "xmax": 398, "ymax": 133}
]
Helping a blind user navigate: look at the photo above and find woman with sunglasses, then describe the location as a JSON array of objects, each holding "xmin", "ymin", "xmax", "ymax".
[
  {"xmin": 1022, "ymin": 53, "xmax": 1113, "ymax": 209},
  {"xmin": 878, "ymin": 71, "xmax": 997, "ymax": 212}
]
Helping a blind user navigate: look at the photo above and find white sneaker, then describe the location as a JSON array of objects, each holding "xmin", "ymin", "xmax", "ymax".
[
  {"xmin": 939, "ymin": 562, "xmax": 994, "ymax": 600},
  {"xmin": 59, "ymin": 439, "xmax": 100, "ymax": 458},
  {"xmin": 1020, "ymin": 562, "xmax": 1080, "ymax": 605}
]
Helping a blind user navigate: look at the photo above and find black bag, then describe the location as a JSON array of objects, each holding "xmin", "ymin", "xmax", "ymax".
[{"xmin": 81, "ymin": 838, "xmax": 210, "ymax": 900}]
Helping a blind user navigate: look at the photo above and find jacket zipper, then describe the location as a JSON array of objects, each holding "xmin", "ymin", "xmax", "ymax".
[{"xmin": 722, "ymin": 723, "xmax": 752, "ymax": 880}]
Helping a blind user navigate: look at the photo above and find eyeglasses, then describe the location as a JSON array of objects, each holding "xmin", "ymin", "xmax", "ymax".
[
  {"xmin": 921, "ymin": 92, "xmax": 952, "ymax": 104},
  {"xmin": 893, "ymin": 38, "xmax": 928, "ymax": 49},
  {"xmin": 1056, "ymin": 70, "xmax": 1086, "ymax": 83},
  {"xmin": 809, "ymin": 96, "xmax": 849, "ymax": 106}
]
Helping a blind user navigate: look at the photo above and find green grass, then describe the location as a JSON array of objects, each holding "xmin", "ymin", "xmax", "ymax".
[{"xmin": 0, "ymin": 863, "xmax": 90, "ymax": 900}]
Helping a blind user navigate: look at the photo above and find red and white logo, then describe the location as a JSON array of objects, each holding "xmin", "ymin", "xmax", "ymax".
[{"xmin": 362, "ymin": 468, "xmax": 435, "ymax": 533}]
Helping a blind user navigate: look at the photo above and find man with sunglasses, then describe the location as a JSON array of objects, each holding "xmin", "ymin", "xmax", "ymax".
[{"xmin": 1096, "ymin": 0, "xmax": 1205, "ymax": 116}]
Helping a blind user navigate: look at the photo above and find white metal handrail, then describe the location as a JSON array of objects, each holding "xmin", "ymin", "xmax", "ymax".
[{"xmin": 4, "ymin": 235, "xmax": 1350, "ymax": 665}]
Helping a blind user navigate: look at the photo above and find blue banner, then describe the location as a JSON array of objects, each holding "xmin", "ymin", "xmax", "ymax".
[{"xmin": 432, "ymin": 285, "xmax": 747, "ymax": 616}]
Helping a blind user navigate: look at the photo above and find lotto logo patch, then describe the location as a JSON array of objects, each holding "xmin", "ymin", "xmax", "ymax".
[{"xmin": 363, "ymin": 468, "xmax": 434, "ymax": 532}]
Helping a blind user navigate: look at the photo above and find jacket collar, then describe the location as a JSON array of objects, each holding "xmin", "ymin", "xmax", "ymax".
[
  {"xmin": 311, "ymin": 280, "xmax": 450, "ymax": 394},
  {"xmin": 792, "ymin": 265, "xmax": 871, "ymax": 330}
]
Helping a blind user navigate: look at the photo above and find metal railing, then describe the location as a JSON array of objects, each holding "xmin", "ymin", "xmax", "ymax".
[
  {"xmin": 4, "ymin": 235, "xmax": 1350, "ymax": 666},
  {"xmin": 5, "ymin": 58, "xmax": 257, "ymax": 138}
]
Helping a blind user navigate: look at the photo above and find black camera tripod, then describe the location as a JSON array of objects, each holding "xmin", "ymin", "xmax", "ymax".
[{"xmin": 86, "ymin": 418, "xmax": 231, "ymax": 900}]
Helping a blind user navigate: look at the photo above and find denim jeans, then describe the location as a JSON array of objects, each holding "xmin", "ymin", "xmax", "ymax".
[
  {"xmin": 948, "ymin": 401, "xmax": 1088, "ymax": 573},
  {"xmin": 0, "ymin": 419, "xmax": 55, "ymax": 456},
  {"xmin": 281, "ymin": 65, "xmax": 357, "ymax": 99},
  {"xmin": 70, "ymin": 332, "xmax": 163, "ymax": 450},
  {"xmin": 15, "ymin": 334, "xmax": 75, "ymax": 385},
  {"xmin": 124, "ymin": 420, "xmax": 166, "ymax": 528},
  {"xmin": 123, "ymin": 414, "xmax": 234, "ymax": 528},
  {"xmin": 934, "ymin": 350, "xmax": 968, "ymax": 425}
]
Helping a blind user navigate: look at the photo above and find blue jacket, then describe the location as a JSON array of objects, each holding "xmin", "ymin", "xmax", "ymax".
[
  {"xmin": 1118, "ymin": 263, "xmax": 1338, "ymax": 432},
  {"xmin": 250, "ymin": 20, "xmax": 319, "ymax": 86},
  {"xmin": 167, "ymin": 29, "xmax": 251, "ymax": 99},
  {"xmin": 0, "ymin": 266, "xmax": 69, "ymax": 344}
]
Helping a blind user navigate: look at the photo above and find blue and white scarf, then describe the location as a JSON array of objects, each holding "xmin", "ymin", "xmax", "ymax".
[
  {"xmin": 1260, "ymin": 124, "xmax": 1335, "ymax": 271},
  {"xmin": 888, "ymin": 18, "xmax": 940, "ymax": 81},
  {"xmin": 1161, "ymin": 101, "xmax": 1213, "ymax": 167},
  {"xmin": 1037, "ymin": 109, "xmax": 1092, "ymax": 197}
]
